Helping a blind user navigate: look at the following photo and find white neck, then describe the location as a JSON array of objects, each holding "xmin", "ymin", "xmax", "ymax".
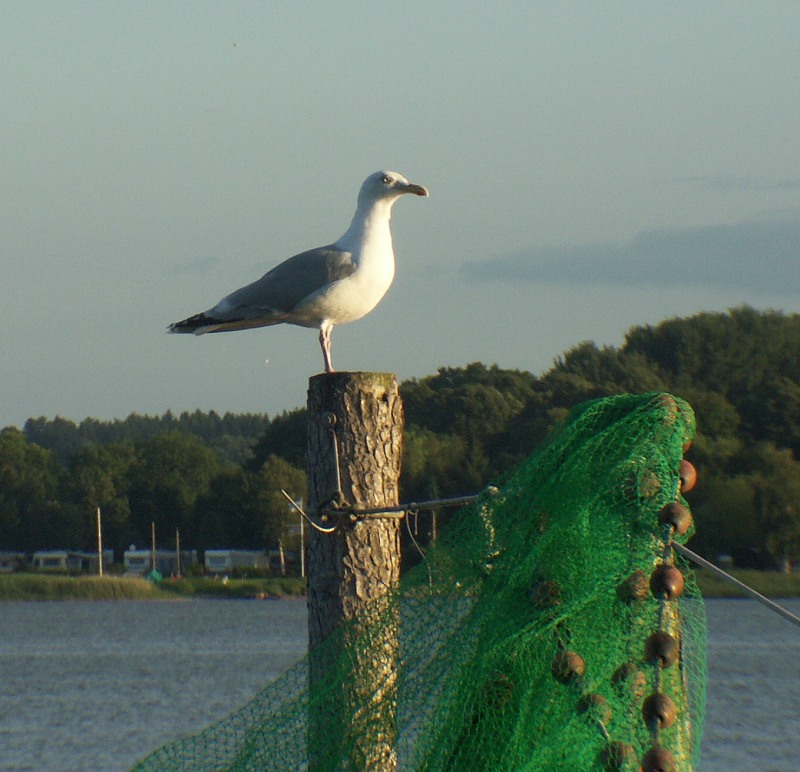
[{"xmin": 334, "ymin": 196, "xmax": 397, "ymax": 252}]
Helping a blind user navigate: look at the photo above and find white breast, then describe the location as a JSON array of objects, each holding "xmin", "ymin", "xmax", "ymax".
[
  {"xmin": 293, "ymin": 203, "xmax": 396, "ymax": 327},
  {"xmin": 295, "ymin": 234, "xmax": 395, "ymax": 326}
]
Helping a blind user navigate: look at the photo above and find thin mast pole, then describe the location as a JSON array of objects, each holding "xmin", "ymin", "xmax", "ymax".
[
  {"xmin": 96, "ymin": 507, "xmax": 103, "ymax": 577},
  {"xmin": 299, "ymin": 510, "xmax": 305, "ymax": 579}
]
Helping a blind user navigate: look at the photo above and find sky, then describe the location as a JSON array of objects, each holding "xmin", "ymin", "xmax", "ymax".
[{"xmin": 2, "ymin": 2, "xmax": 799, "ymax": 429}]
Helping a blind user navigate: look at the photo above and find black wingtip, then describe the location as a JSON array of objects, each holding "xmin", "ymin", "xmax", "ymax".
[{"xmin": 168, "ymin": 313, "xmax": 210, "ymax": 333}]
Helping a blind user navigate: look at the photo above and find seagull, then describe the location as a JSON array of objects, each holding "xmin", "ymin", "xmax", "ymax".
[{"xmin": 169, "ymin": 170, "xmax": 428, "ymax": 373}]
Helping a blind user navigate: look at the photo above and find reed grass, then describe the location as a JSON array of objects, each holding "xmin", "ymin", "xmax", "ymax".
[
  {"xmin": 3, "ymin": 570, "xmax": 798, "ymax": 600},
  {"xmin": 0, "ymin": 573, "xmax": 159, "ymax": 600}
]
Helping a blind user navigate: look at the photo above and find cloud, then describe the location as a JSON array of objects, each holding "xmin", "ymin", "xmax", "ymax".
[
  {"xmin": 463, "ymin": 217, "xmax": 800, "ymax": 295},
  {"xmin": 674, "ymin": 175, "xmax": 800, "ymax": 193}
]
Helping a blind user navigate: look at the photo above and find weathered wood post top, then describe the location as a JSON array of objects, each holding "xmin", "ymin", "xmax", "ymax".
[{"xmin": 306, "ymin": 370, "xmax": 404, "ymax": 644}]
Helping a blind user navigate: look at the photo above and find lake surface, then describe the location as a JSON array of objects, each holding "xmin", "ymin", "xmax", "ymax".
[{"xmin": 0, "ymin": 598, "xmax": 798, "ymax": 771}]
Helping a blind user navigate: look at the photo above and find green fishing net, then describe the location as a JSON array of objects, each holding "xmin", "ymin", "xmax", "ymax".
[{"xmin": 132, "ymin": 392, "xmax": 705, "ymax": 771}]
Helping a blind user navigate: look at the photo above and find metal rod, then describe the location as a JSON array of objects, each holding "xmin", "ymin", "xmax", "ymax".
[
  {"xmin": 324, "ymin": 413, "xmax": 343, "ymax": 502},
  {"xmin": 326, "ymin": 493, "xmax": 480, "ymax": 517},
  {"xmin": 673, "ymin": 542, "xmax": 800, "ymax": 629}
]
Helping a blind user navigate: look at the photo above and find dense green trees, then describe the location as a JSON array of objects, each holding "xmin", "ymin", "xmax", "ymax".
[
  {"xmin": 194, "ymin": 457, "xmax": 306, "ymax": 552},
  {"xmin": 66, "ymin": 441, "xmax": 136, "ymax": 549},
  {"xmin": 0, "ymin": 428, "xmax": 69, "ymax": 549},
  {"xmin": 127, "ymin": 433, "xmax": 221, "ymax": 547},
  {"xmin": 0, "ymin": 426, "xmax": 307, "ymax": 555},
  {"xmin": 3, "ymin": 307, "xmax": 800, "ymax": 570}
]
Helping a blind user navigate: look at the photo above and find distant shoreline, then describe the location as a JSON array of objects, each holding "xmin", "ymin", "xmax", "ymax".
[
  {"xmin": 0, "ymin": 574, "xmax": 306, "ymax": 601},
  {"xmin": 2, "ymin": 568, "xmax": 800, "ymax": 601}
]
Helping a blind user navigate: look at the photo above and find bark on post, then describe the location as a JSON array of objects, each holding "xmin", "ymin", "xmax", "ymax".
[{"xmin": 306, "ymin": 372, "xmax": 403, "ymax": 770}]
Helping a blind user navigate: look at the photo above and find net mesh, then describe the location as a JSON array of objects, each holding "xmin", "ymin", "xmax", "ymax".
[{"xmin": 132, "ymin": 392, "xmax": 706, "ymax": 771}]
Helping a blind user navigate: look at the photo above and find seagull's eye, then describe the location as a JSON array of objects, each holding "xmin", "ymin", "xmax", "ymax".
[{"xmin": 382, "ymin": 174, "xmax": 393, "ymax": 185}]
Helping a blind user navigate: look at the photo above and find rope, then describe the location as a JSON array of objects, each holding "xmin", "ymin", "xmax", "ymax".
[
  {"xmin": 672, "ymin": 542, "xmax": 800, "ymax": 629},
  {"xmin": 405, "ymin": 510, "xmax": 434, "ymax": 586}
]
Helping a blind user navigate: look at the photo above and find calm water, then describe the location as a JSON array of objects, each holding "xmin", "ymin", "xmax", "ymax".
[{"xmin": 0, "ymin": 598, "xmax": 798, "ymax": 771}]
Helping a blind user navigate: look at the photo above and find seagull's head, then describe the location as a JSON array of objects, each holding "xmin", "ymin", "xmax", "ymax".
[{"xmin": 358, "ymin": 170, "xmax": 429, "ymax": 207}]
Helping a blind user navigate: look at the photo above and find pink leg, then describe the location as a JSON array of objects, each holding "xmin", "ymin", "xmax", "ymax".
[{"xmin": 319, "ymin": 326, "xmax": 334, "ymax": 373}]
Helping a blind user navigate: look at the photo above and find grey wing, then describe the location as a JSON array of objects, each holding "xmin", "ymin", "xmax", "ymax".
[{"xmin": 212, "ymin": 246, "xmax": 355, "ymax": 320}]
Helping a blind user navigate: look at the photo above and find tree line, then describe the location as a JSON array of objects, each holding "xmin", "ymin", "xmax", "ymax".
[
  {"xmin": 22, "ymin": 409, "xmax": 270, "ymax": 465},
  {"xmin": 2, "ymin": 306, "xmax": 799, "ymax": 570}
]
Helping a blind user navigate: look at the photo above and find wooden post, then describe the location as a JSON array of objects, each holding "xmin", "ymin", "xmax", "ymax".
[{"xmin": 306, "ymin": 372, "xmax": 403, "ymax": 770}]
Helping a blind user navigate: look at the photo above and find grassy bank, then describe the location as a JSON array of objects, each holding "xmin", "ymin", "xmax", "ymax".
[
  {"xmin": 0, "ymin": 573, "xmax": 306, "ymax": 601},
  {"xmin": 693, "ymin": 568, "xmax": 800, "ymax": 599},
  {"xmin": 156, "ymin": 575, "xmax": 306, "ymax": 599}
]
